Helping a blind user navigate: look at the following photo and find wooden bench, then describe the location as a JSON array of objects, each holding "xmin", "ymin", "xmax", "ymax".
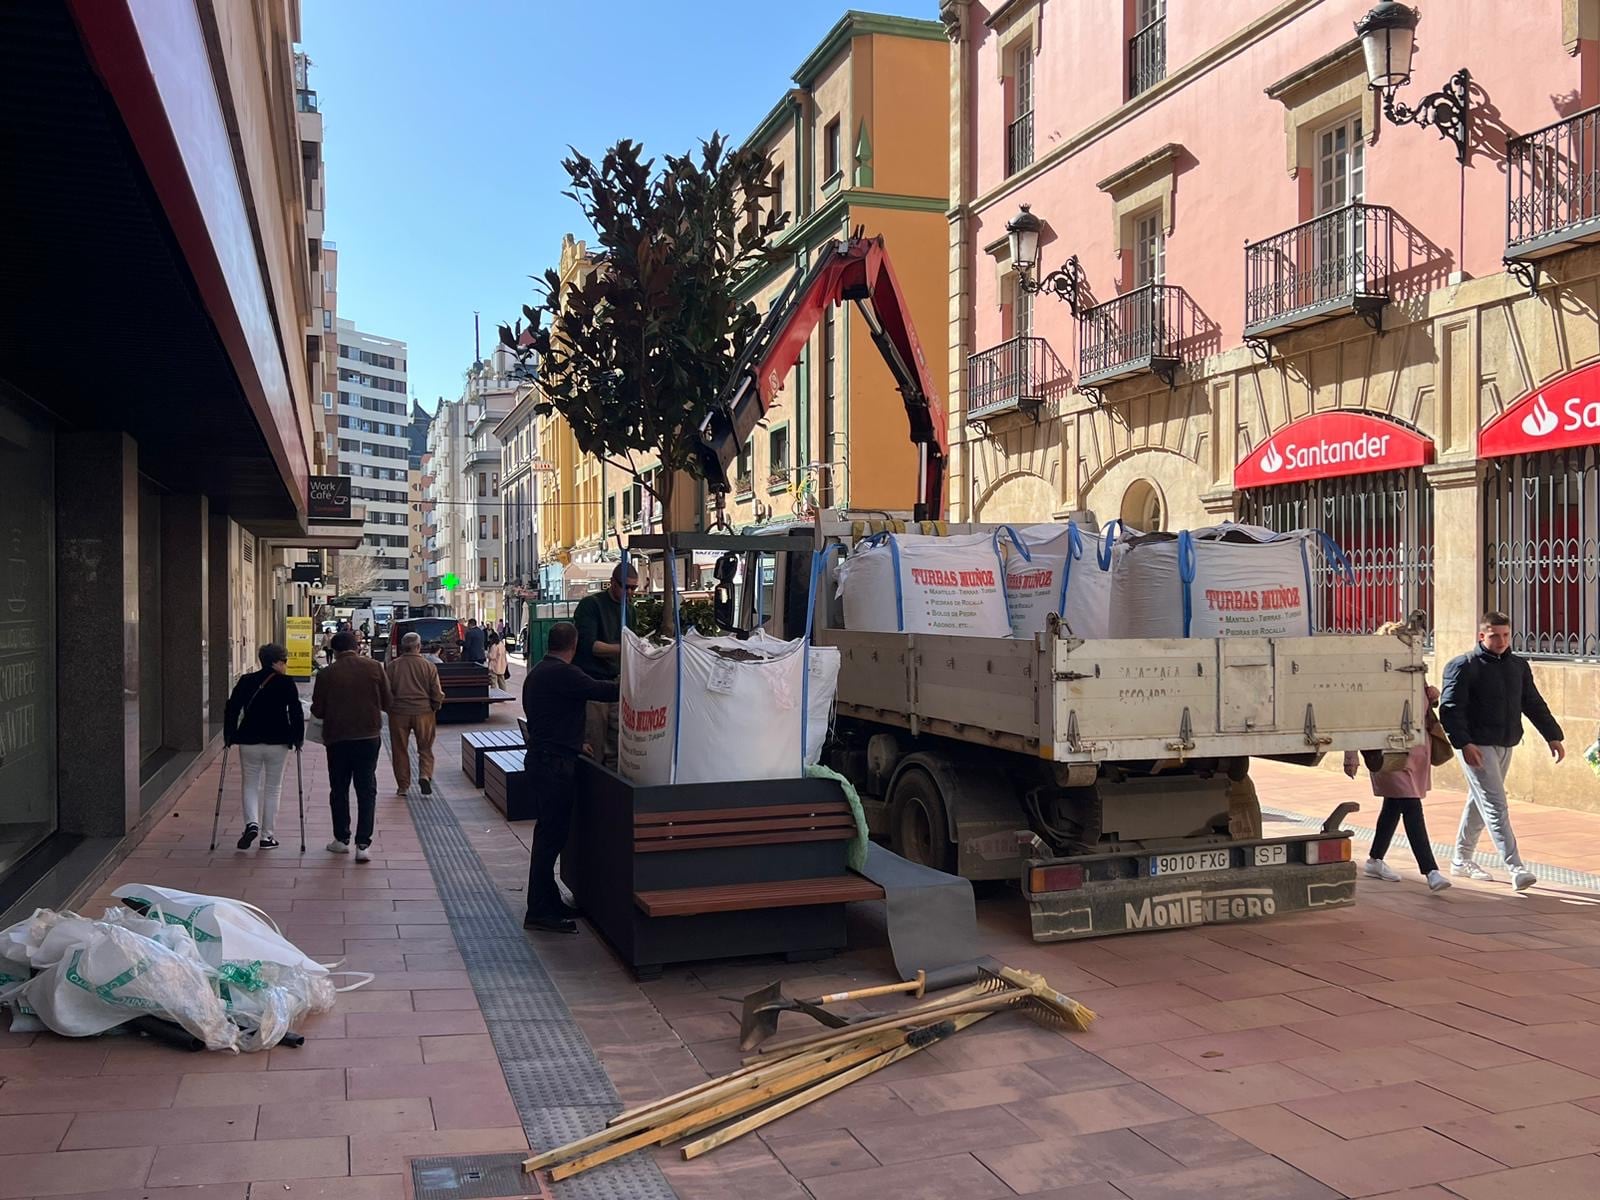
[
  {"xmin": 483, "ymin": 749, "xmax": 538, "ymax": 821},
  {"xmin": 565, "ymin": 765, "xmax": 882, "ymax": 978},
  {"xmin": 461, "ymin": 729, "xmax": 524, "ymax": 788}
]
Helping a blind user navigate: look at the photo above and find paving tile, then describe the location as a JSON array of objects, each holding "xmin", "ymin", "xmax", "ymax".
[
  {"xmin": 1441, "ymin": 1154, "xmax": 1600, "ymax": 1200},
  {"xmin": 1278, "ymin": 1127, "xmax": 1506, "ymax": 1196},
  {"xmin": 0, "ymin": 1147, "xmax": 157, "ymax": 1199},
  {"xmin": 886, "ymin": 1062, "xmax": 1059, "ymax": 1115},
  {"xmin": 974, "ymin": 1128, "xmax": 1182, "ymax": 1192},
  {"xmin": 60, "ymin": 1105, "xmax": 258, "ymax": 1150},
  {"xmin": 0, "ymin": 1074, "xmax": 180, "ymax": 1115},
  {"xmin": 760, "ymin": 1129, "xmax": 878, "ymax": 1179},
  {"xmin": 1007, "ymin": 1082, "xmax": 1192, "ymax": 1137},
  {"xmin": 173, "ymin": 1068, "xmax": 347, "ymax": 1107},
  {"xmin": 1286, "ymin": 1044, "xmax": 1458, "ymax": 1091},
  {"xmin": 0, "ymin": 1112, "xmax": 74, "ymax": 1152},
  {"xmin": 1111, "ymin": 1154, "xmax": 1341, "ymax": 1200},
  {"xmin": 847, "ymin": 1103, "xmax": 1037, "ymax": 1166},
  {"xmin": 1128, "ymin": 1115, "xmax": 1259, "ymax": 1166},
  {"xmin": 1148, "ymin": 1062, "xmax": 1333, "ymax": 1114},
  {"xmin": 1284, "ymin": 1080, "xmax": 1487, "ymax": 1138},
  {"xmin": 1430, "ymin": 1101, "xmax": 1600, "ymax": 1167},
  {"xmin": 255, "ymin": 1097, "xmax": 434, "ymax": 1139},
  {"xmin": 1422, "ymin": 1060, "xmax": 1600, "ymax": 1112},
  {"xmin": 348, "ymin": 1126, "xmax": 526, "ymax": 1174},
  {"xmin": 804, "ymin": 1152, "xmax": 1011, "ymax": 1200}
]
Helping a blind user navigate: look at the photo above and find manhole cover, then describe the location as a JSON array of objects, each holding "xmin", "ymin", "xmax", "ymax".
[{"xmin": 410, "ymin": 1153, "xmax": 545, "ymax": 1200}]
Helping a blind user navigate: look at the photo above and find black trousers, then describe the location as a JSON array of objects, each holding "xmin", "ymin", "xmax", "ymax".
[
  {"xmin": 327, "ymin": 737, "xmax": 380, "ymax": 847},
  {"xmin": 525, "ymin": 749, "xmax": 577, "ymax": 919},
  {"xmin": 1371, "ymin": 796, "xmax": 1439, "ymax": 874}
]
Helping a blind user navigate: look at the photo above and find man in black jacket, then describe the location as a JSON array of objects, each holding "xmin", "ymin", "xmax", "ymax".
[
  {"xmin": 1439, "ymin": 611, "xmax": 1565, "ymax": 891},
  {"xmin": 521, "ymin": 621, "xmax": 620, "ymax": 933}
]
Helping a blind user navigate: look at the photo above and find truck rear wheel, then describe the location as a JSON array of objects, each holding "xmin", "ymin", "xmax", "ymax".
[{"xmin": 889, "ymin": 766, "xmax": 955, "ymax": 872}]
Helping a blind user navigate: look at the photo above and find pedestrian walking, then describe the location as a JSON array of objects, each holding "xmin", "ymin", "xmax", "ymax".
[
  {"xmin": 310, "ymin": 629, "xmax": 392, "ymax": 863},
  {"xmin": 521, "ymin": 621, "xmax": 619, "ymax": 933},
  {"xmin": 462, "ymin": 617, "xmax": 487, "ymax": 665},
  {"xmin": 223, "ymin": 643, "xmax": 304, "ymax": 850},
  {"xmin": 486, "ymin": 629, "xmax": 508, "ymax": 689},
  {"xmin": 1439, "ymin": 610, "xmax": 1565, "ymax": 891},
  {"xmin": 573, "ymin": 563, "xmax": 637, "ymax": 769},
  {"xmin": 386, "ymin": 631, "xmax": 444, "ymax": 797}
]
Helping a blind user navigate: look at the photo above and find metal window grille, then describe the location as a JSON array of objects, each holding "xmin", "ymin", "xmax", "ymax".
[
  {"xmin": 1237, "ymin": 467, "xmax": 1435, "ymax": 644},
  {"xmin": 1483, "ymin": 447, "xmax": 1600, "ymax": 659}
]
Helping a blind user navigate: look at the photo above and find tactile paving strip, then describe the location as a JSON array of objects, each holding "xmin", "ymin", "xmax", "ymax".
[{"xmin": 404, "ymin": 765, "xmax": 678, "ymax": 1200}]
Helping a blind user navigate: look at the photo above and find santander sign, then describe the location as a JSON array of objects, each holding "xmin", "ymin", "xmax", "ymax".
[
  {"xmin": 1481, "ymin": 362, "xmax": 1600, "ymax": 458},
  {"xmin": 1235, "ymin": 412, "xmax": 1433, "ymax": 489}
]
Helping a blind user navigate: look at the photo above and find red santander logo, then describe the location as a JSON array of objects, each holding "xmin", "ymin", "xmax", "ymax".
[
  {"xmin": 1481, "ymin": 364, "xmax": 1600, "ymax": 457},
  {"xmin": 1235, "ymin": 412, "xmax": 1433, "ymax": 489}
]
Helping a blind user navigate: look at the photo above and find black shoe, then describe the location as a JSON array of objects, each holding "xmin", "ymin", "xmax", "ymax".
[
  {"xmin": 420, "ymin": 778, "xmax": 433, "ymax": 795},
  {"xmin": 258, "ymin": 835, "xmax": 280, "ymax": 849},
  {"xmin": 237, "ymin": 823, "xmax": 259, "ymax": 850},
  {"xmin": 523, "ymin": 915, "xmax": 578, "ymax": 934}
]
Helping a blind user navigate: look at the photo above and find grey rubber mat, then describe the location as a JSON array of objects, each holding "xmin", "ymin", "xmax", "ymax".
[{"xmin": 404, "ymin": 782, "xmax": 678, "ymax": 1200}]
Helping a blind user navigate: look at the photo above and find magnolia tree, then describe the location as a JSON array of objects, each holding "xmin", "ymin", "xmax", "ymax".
[{"xmin": 500, "ymin": 135, "xmax": 785, "ymax": 624}]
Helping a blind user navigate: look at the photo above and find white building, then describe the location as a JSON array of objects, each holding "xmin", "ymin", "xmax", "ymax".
[{"xmin": 334, "ymin": 318, "xmax": 411, "ymax": 605}]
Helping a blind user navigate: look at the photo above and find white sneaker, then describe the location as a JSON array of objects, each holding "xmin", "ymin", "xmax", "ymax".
[
  {"xmin": 1511, "ymin": 868, "xmax": 1537, "ymax": 892},
  {"xmin": 1427, "ymin": 870, "xmax": 1453, "ymax": 892},
  {"xmin": 355, "ymin": 844, "xmax": 372, "ymax": 863},
  {"xmin": 1364, "ymin": 858, "xmax": 1402, "ymax": 882},
  {"xmin": 326, "ymin": 839, "xmax": 349, "ymax": 855},
  {"xmin": 1451, "ymin": 860, "xmax": 1493, "ymax": 881}
]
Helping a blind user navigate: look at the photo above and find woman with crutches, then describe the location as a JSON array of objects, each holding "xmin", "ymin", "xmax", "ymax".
[{"xmin": 222, "ymin": 643, "xmax": 305, "ymax": 850}]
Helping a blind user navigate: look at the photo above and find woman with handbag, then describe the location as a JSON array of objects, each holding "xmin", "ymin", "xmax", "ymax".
[
  {"xmin": 1344, "ymin": 640, "xmax": 1455, "ymax": 891},
  {"xmin": 224, "ymin": 643, "xmax": 305, "ymax": 850}
]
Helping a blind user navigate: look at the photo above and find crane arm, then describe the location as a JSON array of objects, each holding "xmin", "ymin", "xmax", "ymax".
[{"xmin": 689, "ymin": 234, "xmax": 948, "ymax": 522}]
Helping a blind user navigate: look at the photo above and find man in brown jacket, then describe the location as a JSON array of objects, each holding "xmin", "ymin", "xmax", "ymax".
[
  {"xmin": 310, "ymin": 629, "xmax": 392, "ymax": 862},
  {"xmin": 386, "ymin": 631, "xmax": 445, "ymax": 796}
]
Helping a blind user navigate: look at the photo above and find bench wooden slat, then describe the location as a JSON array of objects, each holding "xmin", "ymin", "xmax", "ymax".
[
  {"xmin": 635, "ymin": 814, "xmax": 855, "ymax": 840},
  {"xmin": 634, "ymin": 828, "xmax": 854, "ymax": 853},
  {"xmin": 635, "ymin": 876, "xmax": 885, "ymax": 917},
  {"xmin": 634, "ymin": 803, "xmax": 850, "ymax": 827}
]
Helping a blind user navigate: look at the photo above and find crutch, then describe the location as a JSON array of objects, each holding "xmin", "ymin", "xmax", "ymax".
[
  {"xmin": 208, "ymin": 745, "xmax": 231, "ymax": 852},
  {"xmin": 296, "ymin": 747, "xmax": 307, "ymax": 853}
]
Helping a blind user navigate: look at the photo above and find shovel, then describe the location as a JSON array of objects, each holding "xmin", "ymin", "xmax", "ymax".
[{"xmin": 738, "ymin": 963, "xmax": 983, "ymax": 1051}]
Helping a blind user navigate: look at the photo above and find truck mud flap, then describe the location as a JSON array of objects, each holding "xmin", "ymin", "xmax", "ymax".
[{"xmin": 1028, "ymin": 862, "xmax": 1356, "ymax": 942}]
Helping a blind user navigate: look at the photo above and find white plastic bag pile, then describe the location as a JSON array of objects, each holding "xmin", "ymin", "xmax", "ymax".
[
  {"xmin": 0, "ymin": 885, "xmax": 340, "ymax": 1052},
  {"xmin": 836, "ymin": 528, "xmax": 1026, "ymax": 637},
  {"xmin": 620, "ymin": 629, "xmax": 841, "ymax": 787},
  {"xmin": 1005, "ymin": 522, "xmax": 1117, "ymax": 639},
  {"xmin": 1108, "ymin": 522, "xmax": 1351, "ymax": 638}
]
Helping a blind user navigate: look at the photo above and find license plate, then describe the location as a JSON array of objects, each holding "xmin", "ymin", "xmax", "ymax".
[
  {"xmin": 1254, "ymin": 844, "xmax": 1288, "ymax": 867},
  {"xmin": 1150, "ymin": 850, "xmax": 1230, "ymax": 877}
]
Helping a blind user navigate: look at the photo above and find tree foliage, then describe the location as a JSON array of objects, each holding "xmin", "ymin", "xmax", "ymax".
[{"xmin": 499, "ymin": 135, "xmax": 787, "ymax": 525}]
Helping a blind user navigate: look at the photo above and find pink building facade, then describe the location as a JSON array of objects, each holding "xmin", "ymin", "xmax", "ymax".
[{"xmin": 944, "ymin": 0, "xmax": 1600, "ymax": 813}]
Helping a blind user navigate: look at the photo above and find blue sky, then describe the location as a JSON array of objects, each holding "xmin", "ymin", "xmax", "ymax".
[{"xmin": 303, "ymin": 0, "xmax": 936, "ymax": 413}]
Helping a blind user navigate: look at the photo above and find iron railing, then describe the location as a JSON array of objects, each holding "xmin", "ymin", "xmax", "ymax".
[
  {"xmin": 966, "ymin": 335, "xmax": 1061, "ymax": 421},
  {"xmin": 1506, "ymin": 103, "xmax": 1600, "ymax": 259},
  {"xmin": 1237, "ymin": 465, "xmax": 1435, "ymax": 646},
  {"xmin": 1244, "ymin": 203, "xmax": 1394, "ymax": 335},
  {"xmin": 1007, "ymin": 110, "xmax": 1034, "ymax": 176},
  {"xmin": 1078, "ymin": 284, "xmax": 1188, "ymax": 386},
  {"xmin": 1128, "ymin": 17, "xmax": 1166, "ymax": 98},
  {"xmin": 1483, "ymin": 445, "xmax": 1600, "ymax": 660}
]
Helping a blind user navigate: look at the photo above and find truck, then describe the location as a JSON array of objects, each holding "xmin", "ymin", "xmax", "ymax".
[{"xmin": 674, "ymin": 233, "xmax": 1425, "ymax": 941}]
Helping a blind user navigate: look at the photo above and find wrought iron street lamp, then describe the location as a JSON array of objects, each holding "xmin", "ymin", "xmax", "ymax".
[
  {"xmin": 1355, "ymin": 1, "xmax": 1470, "ymax": 165},
  {"xmin": 1006, "ymin": 204, "xmax": 1085, "ymax": 316}
]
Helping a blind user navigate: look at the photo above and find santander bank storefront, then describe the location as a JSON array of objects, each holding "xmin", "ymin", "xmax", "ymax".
[{"xmin": 1233, "ymin": 412, "xmax": 1436, "ymax": 641}]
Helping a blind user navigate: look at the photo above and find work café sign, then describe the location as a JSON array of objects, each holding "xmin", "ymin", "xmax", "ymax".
[
  {"xmin": 1235, "ymin": 412, "xmax": 1433, "ymax": 488},
  {"xmin": 1480, "ymin": 362, "xmax": 1600, "ymax": 457}
]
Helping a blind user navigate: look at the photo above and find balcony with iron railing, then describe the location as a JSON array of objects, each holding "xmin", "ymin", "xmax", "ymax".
[
  {"xmin": 1128, "ymin": 16, "xmax": 1166, "ymax": 98},
  {"xmin": 1007, "ymin": 110, "xmax": 1034, "ymax": 177},
  {"xmin": 966, "ymin": 335, "xmax": 1067, "ymax": 424},
  {"xmin": 1505, "ymin": 103, "xmax": 1600, "ymax": 286},
  {"xmin": 1078, "ymin": 284, "xmax": 1189, "ymax": 389},
  {"xmin": 1244, "ymin": 203, "xmax": 1394, "ymax": 343}
]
